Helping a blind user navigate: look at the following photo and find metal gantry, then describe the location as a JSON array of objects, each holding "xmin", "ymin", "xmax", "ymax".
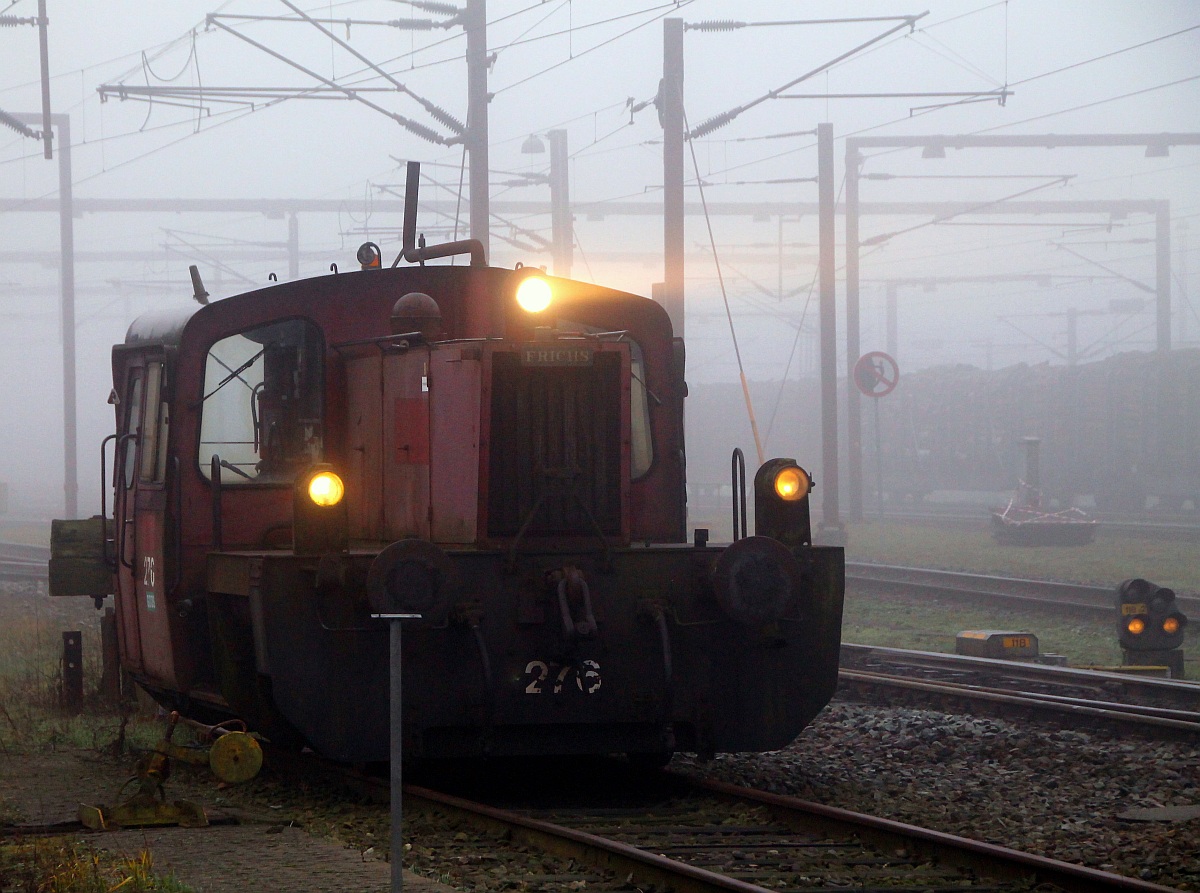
[{"xmin": 842, "ymin": 132, "xmax": 1200, "ymax": 521}]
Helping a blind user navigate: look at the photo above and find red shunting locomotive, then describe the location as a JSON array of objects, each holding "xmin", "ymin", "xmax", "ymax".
[{"xmin": 51, "ymin": 169, "xmax": 844, "ymax": 764}]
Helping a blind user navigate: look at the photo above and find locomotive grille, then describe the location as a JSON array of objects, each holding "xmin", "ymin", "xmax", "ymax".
[{"xmin": 488, "ymin": 351, "xmax": 622, "ymax": 537}]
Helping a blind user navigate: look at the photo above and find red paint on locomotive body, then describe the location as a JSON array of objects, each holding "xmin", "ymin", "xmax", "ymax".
[{"xmin": 62, "ymin": 258, "xmax": 844, "ymax": 763}]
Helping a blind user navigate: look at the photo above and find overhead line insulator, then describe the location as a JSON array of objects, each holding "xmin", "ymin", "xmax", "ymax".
[
  {"xmin": 386, "ymin": 18, "xmax": 440, "ymax": 30},
  {"xmin": 393, "ymin": 115, "xmax": 448, "ymax": 146},
  {"xmin": 405, "ymin": 0, "xmax": 462, "ymax": 17},
  {"xmin": 686, "ymin": 20, "xmax": 745, "ymax": 32},
  {"xmin": 418, "ymin": 100, "xmax": 466, "ymax": 135},
  {"xmin": 687, "ymin": 107, "xmax": 743, "ymax": 140}
]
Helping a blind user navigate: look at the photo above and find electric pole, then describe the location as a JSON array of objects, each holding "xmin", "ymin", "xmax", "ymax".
[
  {"xmin": 548, "ymin": 129, "xmax": 571, "ymax": 277},
  {"xmin": 845, "ymin": 143, "xmax": 863, "ymax": 522},
  {"xmin": 465, "ymin": 0, "xmax": 489, "ymax": 261},
  {"xmin": 12, "ymin": 113, "xmax": 75, "ymax": 516},
  {"xmin": 661, "ymin": 18, "xmax": 684, "ymax": 336},
  {"xmin": 817, "ymin": 122, "xmax": 842, "ymax": 543}
]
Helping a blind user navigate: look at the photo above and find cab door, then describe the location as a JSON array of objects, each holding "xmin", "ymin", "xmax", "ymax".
[{"xmin": 114, "ymin": 355, "xmax": 176, "ymax": 685}]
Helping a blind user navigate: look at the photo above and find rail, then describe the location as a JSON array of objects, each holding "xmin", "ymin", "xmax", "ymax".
[
  {"xmin": 404, "ymin": 774, "xmax": 1179, "ymax": 892},
  {"xmin": 846, "ymin": 561, "xmax": 1200, "ymax": 616},
  {"xmin": 0, "ymin": 541, "xmax": 49, "ymax": 583}
]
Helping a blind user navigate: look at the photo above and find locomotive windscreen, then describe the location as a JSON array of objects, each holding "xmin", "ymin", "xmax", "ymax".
[{"xmin": 487, "ymin": 350, "xmax": 623, "ymax": 537}]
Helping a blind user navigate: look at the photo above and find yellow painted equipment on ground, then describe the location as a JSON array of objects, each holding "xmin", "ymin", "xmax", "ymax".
[{"xmin": 80, "ymin": 711, "xmax": 262, "ymax": 830}]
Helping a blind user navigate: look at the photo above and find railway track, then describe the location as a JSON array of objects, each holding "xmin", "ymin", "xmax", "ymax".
[
  {"xmin": 402, "ymin": 769, "xmax": 1180, "ymax": 892},
  {"xmin": 0, "ymin": 540, "xmax": 49, "ymax": 583},
  {"xmin": 10, "ymin": 748, "xmax": 1177, "ymax": 891},
  {"xmin": 846, "ymin": 561, "xmax": 1200, "ymax": 617},
  {"xmin": 870, "ymin": 507, "xmax": 1200, "ymax": 543},
  {"xmin": 839, "ymin": 643, "xmax": 1200, "ymax": 739}
]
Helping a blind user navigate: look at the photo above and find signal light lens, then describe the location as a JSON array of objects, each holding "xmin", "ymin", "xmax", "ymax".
[
  {"xmin": 1163, "ymin": 617, "xmax": 1181, "ymax": 635},
  {"xmin": 1126, "ymin": 617, "xmax": 1146, "ymax": 635},
  {"xmin": 308, "ymin": 471, "xmax": 345, "ymax": 507},
  {"xmin": 773, "ymin": 465, "xmax": 810, "ymax": 502},
  {"xmin": 516, "ymin": 276, "xmax": 553, "ymax": 313}
]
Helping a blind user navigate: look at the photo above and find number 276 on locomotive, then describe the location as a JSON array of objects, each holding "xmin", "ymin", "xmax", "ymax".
[{"xmin": 50, "ymin": 174, "xmax": 844, "ymax": 764}]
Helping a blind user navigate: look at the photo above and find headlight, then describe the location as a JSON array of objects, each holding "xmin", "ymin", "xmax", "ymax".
[
  {"xmin": 308, "ymin": 471, "xmax": 345, "ymax": 507},
  {"xmin": 773, "ymin": 465, "xmax": 810, "ymax": 502},
  {"xmin": 515, "ymin": 275, "xmax": 553, "ymax": 313}
]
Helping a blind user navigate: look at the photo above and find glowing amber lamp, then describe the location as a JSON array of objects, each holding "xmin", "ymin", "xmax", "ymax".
[
  {"xmin": 516, "ymin": 276, "xmax": 553, "ymax": 313},
  {"xmin": 308, "ymin": 471, "xmax": 345, "ymax": 507},
  {"xmin": 1126, "ymin": 617, "xmax": 1146, "ymax": 635},
  {"xmin": 773, "ymin": 465, "xmax": 810, "ymax": 502},
  {"xmin": 1163, "ymin": 617, "xmax": 1181, "ymax": 635}
]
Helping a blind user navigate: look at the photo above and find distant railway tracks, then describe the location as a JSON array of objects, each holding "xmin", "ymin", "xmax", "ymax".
[
  {"xmin": 874, "ymin": 506, "xmax": 1200, "ymax": 542},
  {"xmin": 846, "ymin": 561, "xmax": 1200, "ymax": 617},
  {"xmin": 0, "ymin": 540, "xmax": 48, "ymax": 583},
  {"xmin": 839, "ymin": 643, "xmax": 1200, "ymax": 739},
  {"xmin": 401, "ymin": 771, "xmax": 1180, "ymax": 892}
]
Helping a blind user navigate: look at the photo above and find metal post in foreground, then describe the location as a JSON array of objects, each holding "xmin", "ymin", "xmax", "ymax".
[
  {"xmin": 61, "ymin": 630, "xmax": 83, "ymax": 713},
  {"xmin": 373, "ymin": 612, "xmax": 422, "ymax": 893},
  {"xmin": 873, "ymin": 399, "xmax": 884, "ymax": 519}
]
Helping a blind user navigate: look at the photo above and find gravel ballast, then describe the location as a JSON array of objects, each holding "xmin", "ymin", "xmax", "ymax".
[{"xmin": 676, "ymin": 698, "xmax": 1200, "ymax": 890}]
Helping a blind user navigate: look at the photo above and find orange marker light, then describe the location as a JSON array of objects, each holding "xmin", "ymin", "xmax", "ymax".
[
  {"xmin": 308, "ymin": 471, "xmax": 345, "ymax": 507},
  {"xmin": 773, "ymin": 466, "xmax": 810, "ymax": 502},
  {"xmin": 1126, "ymin": 617, "xmax": 1146, "ymax": 635},
  {"xmin": 1163, "ymin": 617, "xmax": 1180, "ymax": 635}
]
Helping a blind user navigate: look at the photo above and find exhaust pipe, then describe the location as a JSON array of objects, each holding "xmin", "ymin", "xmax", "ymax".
[{"xmin": 396, "ymin": 161, "xmax": 486, "ymax": 267}]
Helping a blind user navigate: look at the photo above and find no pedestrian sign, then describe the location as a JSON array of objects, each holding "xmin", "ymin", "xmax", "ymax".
[{"xmin": 853, "ymin": 351, "xmax": 899, "ymax": 398}]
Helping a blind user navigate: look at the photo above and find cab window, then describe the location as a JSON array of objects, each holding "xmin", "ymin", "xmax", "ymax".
[
  {"xmin": 627, "ymin": 342, "xmax": 653, "ymax": 479},
  {"xmin": 140, "ymin": 361, "xmax": 169, "ymax": 485},
  {"xmin": 198, "ymin": 319, "xmax": 324, "ymax": 484}
]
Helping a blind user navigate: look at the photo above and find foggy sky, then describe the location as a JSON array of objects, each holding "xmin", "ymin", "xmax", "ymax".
[{"xmin": 2, "ymin": 0, "xmax": 1199, "ymax": 515}]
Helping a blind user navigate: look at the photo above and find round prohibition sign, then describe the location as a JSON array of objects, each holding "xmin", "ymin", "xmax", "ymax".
[{"xmin": 853, "ymin": 351, "xmax": 899, "ymax": 398}]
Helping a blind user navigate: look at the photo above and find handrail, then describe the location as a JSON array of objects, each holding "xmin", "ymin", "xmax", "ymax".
[
  {"xmin": 115, "ymin": 433, "xmax": 136, "ymax": 570},
  {"xmin": 210, "ymin": 455, "xmax": 224, "ymax": 551},
  {"xmin": 731, "ymin": 448, "xmax": 747, "ymax": 541},
  {"xmin": 171, "ymin": 455, "xmax": 182, "ymax": 594},
  {"xmin": 99, "ymin": 434, "xmax": 117, "ymax": 569}
]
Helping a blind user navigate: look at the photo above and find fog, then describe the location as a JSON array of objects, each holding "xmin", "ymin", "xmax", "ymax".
[{"xmin": 2, "ymin": 0, "xmax": 1198, "ymax": 518}]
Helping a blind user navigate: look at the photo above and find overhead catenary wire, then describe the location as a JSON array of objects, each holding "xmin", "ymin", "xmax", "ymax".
[
  {"xmin": 686, "ymin": 12, "xmax": 929, "ymax": 139},
  {"xmin": 492, "ymin": 0, "xmax": 699, "ymax": 95},
  {"xmin": 684, "ymin": 107, "xmax": 764, "ymax": 466},
  {"xmin": 667, "ymin": 19, "xmax": 1200, "ymax": 185}
]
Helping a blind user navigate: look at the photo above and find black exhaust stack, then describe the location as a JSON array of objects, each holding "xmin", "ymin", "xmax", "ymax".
[{"xmin": 395, "ymin": 161, "xmax": 486, "ymax": 267}]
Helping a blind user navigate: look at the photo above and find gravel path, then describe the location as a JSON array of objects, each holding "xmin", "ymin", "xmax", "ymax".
[{"xmin": 0, "ymin": 751, "xmax": 455, "ymax": 893}]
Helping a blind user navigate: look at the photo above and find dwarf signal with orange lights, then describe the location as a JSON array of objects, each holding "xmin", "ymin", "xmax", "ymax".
[
  {"xmin": 1117, "ymin": 578, "xmax": 1187, "ymax": 650},
  {"xmin": 1116, "ymin": 577, "xmax": 1188, "ymax": 677}
]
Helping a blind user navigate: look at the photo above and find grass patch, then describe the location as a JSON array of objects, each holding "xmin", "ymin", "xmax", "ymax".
[
  {"xmin": 845, "ymin": 521, "xmax": 1200, "ymax": 595},
  {"xmin": 0, "ymin": 839, "xmax": 192, "ymax": 892},
  {"xmin": 0, "ymin": 585, "xmax": 170, "ymax": 755},
  {"xmin": 840, "ymin": 589, "xmax": 1162, "ymax": 668},
  {"xmin": 0, "ymin": 585, "xmax": 195, "ymax": 891},
  {"xmin": 842, "ymin": 520, "xmax": 1200, "ymax": 671}
]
